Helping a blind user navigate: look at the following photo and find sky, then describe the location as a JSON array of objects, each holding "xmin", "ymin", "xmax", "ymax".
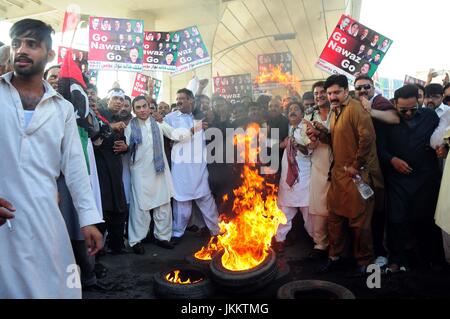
[{"xmin": 359, "ymin": 0, "xmax": 449, "ymax": 80}]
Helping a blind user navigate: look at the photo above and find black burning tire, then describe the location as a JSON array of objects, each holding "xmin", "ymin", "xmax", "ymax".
[
  {"xmin": 209, "ymin": 249, "xmax": 277, "ymax": 294},
  {"xmin": 153, "ymin": 266, "xmax": 214, "ymax": 299},
  {"xmin": 185, "ymin": 255, "xmax": 212, "ymax": 272},
  {"xmin": 277, "ymin": 280, "xmax": 355, "ymax": 299}
]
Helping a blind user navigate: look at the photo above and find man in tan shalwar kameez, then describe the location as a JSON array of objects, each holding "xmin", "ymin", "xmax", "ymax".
[{"xmin": 308, "ymin": 74, "xmax": 383, "ymax": 275}]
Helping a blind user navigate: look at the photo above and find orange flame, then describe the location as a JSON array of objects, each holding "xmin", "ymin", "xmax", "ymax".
[
  {"xmin": 165, "ymin": 270, "xmax": 202, "ymax": 284},
  {"xmin": 194, "ymin": 124, "xmax": 287, "ymax": 271},
  {"xmin": 194, "ymin": 235, "xmax": 223, "ymax": 261},
  {"xmin": 255, "ymin": 64, "xmax": 300, "ymax": 91}
]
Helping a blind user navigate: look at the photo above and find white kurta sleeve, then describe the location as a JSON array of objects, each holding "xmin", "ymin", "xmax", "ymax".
[
  {"xmin": 124, "ymin": 123, "xmax": 131, "ymax": 145},
  {"xmin": 159, "ymin": 121, "xmax": 192, "ymax": 142},
  {"xmin": 431, "ymin": 110, "xmax": 450, "ymax": 149},
  {"xmin": 60, "ymin": 106, "xmax": 104, "ymax": 228}
]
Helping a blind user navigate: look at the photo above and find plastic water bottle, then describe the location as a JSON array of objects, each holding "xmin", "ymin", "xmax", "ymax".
[{"xmin": 353, "ymin": 174, "xmax": 374, "ymax": 200}]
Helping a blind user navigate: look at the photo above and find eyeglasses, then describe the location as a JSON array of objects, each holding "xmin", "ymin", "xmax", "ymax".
[
  {"xmin": 398, "ymin": 106, "xmax": 419, "ymax": 114},
  {"xmin": 355, "ymin": 84, "xmax": 372, "ymax": 91}
]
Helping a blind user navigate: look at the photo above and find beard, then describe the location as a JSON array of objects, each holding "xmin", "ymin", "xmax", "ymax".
[{"xmin": 13, "ymin": 56, "xmax": 47, "ymax": 77}]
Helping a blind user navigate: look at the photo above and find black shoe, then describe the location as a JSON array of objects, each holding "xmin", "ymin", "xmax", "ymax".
[
  {"xmin": 132, "ymin": 243, "xmax": 145, "ymax": 255},
  {"xmin": 195, "ymin": 227, "xmax": 210, "ymax": 238},
  {"xmin": 82, "ymin": 282, "xmax": 110, "ymax": 293},
  {"xmin": 317, "ymin": 258, "xmax": 344, "ymax": 274},
  {"xmin": 155, "ymin": 239, "xmax": 175, "ymax": 249},
  {"xmin": 308, "ymin": 249, "xmax": 328, "ymax": 261},
  {"xmin": 170, "ymin": 236, "xmax": 182, "ymax": 245},
  {"xmin": 186, "ymin": 225, "xmax": 200, "ymax": 232}
]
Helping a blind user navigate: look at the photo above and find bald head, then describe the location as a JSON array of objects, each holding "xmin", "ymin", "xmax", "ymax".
[{"xmin": 268, "ymin": 98, "xmax": 282, "ymax": 118}]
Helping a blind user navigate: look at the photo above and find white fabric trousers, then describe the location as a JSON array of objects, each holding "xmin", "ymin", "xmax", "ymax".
[
  {"xmin": 276, "ymin": 205, "xmax": 329, "ymax": 250},
  {"xmin": 172, "ymin": 193, "xmax": 220, "ymax": 237},
  {"xmin": 128, "ymin": 198, "xmax": 172, "ymax": 247}
]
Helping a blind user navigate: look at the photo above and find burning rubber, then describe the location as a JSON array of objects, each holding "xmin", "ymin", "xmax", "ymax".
[
  {"xmin": 153, "ymin": 266, "xmax": 214, "ymax": 299},
  {"xmin": 209, "ymin": 248, "xmax": 278, "ymax": 294}
]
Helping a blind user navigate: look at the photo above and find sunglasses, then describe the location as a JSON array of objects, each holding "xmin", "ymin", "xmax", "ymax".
[
  {"xmin": 355, "ymin": 84, "xmax": 372, "ymax": 91},
  {"xmin": 398, "ymin": 106, "xmax": 419, "ymax": 114}
]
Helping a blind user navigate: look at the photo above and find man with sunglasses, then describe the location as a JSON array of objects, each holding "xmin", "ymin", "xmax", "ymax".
[
  {"xmin": 378, "ymin": 85, "xmax": 445, "ymax": 273},
  {"xmin": 354, "ymin": 75, "xmax": 399, "ymax": 270},
  {"xmin": 354, "ymin": 75, "xmax": 399, "ymax": 124},
  {"xmin": 424, "ymin": 83, "xmax": 450, "ymax": 118}
]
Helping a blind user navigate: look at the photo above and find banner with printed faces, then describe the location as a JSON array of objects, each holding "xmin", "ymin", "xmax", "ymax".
[
  {"xmin": 143, "ymin": 31, "xmax": 180, "ymax": 72},
  {"xmin": 315, "ymin": 15, "xmax": 393, "ymax": 84},
  {"xmin": 131, "ymin": 73, "xmax": 150, "ymax": 97},
  {"xmin": 257, "ymin": 52, "xmax": 292, "ymax": 88},
  {"xmin": 173, "ymin": 26, "xmax": 211, "ymax": 75},
  {"xmin": 58, "ymin": 46, "xmax": 88, "ymax": 72},
  {"xmin": 404, "ymin": 75, "xmax": 426, "ymax": 87},
  {"xmin": 131, "ymin": 73, "xmax": 162, "ymax": 100},
  {"xmin": 88, "ymin": 16, "xmax": 144, "ymax": 72},
  {"xmin": 213, "ymin": 74, "xmax": 253, "ymax": 104},
  {"xmin": 61, "ymin": 11, "xmax": 90, "ymax": 49}
]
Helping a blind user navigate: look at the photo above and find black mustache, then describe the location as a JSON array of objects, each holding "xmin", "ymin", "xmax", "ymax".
[
  {"xmin": 330, "ymin": 99, "xmax": 340, "ymax": 104},
  {"xmin": 15, "ymin": 56, "xmax": 33, "ymax": 63}
]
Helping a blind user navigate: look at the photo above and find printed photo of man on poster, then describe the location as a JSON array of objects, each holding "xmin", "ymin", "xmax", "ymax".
[
  {"xmin": 315, "ymin": 14, "xmax": 393, "ymax": 82},
  {"xmin": 173, "ymin": 25, "xmax": 211, "ymax": 74},
  {"xmin": 143, "ymin": 31, "xmax": 180, "ymax": 72},
  {"xmin": 89, "ymin": 16, "xmax": 144, "ymax": 72}
]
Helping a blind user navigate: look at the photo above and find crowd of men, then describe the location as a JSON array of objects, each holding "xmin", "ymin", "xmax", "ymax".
[{"xmin": 1, "ymin": 18, "xmax": 450, "ymax": 299}]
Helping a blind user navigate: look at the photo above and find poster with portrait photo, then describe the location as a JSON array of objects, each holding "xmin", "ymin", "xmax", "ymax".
[
  {"xmin": 173, "ymin": 25, "xmax": 211, "ymax": 75},
  {"xmin": 404, "ymin": 75, "xmax": 426, "ymax": 87},
  {"xmin": 60, "ymin": 11, "xmax": 90, "ymax": 49},
  {"xmin": 315, "ymin": 14, "xmax": 393, "ymax": 84},
  {"xmin": 88, "ymin": 16, "xmax": 144, "ymax": 72},
  {"xmin": 213, "ymin": 73, "xmax": 253, "ymax": 104},
  {"xmin": 258, "ymin": 52, "xmax": 292, "ymax": 75},
  {"xmin": 58, "ymin": 46, "xmax": 89, "ymax": 73},
  {"xmin": 143, "ymin": 31, "xmax": 180, "ymax": 72},
  {"xmin": 131, "ymin": 73, "xmax": 162, "ymax": 100},
  {"xmin": 257, "ymin": 52, "xmax": 292, "ymax": 88}
]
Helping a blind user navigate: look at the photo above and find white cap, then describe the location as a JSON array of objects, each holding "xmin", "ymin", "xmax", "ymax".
[{"xmin": 107, "ymin": 89, "xmax": 125, "ymax": 99}]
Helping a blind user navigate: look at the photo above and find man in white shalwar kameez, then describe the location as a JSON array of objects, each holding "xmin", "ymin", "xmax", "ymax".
[
  {"xmin": 0, "ymin": 19, "xmax": 103, "ymax": 299},
  {"xmin": 305, "ymin": 81, "xmax": 332, "ymax": 259},
  {"xmin": 431, "ymin": 109, "xmax": 450, "ymax": 264},
  {"xmin": 275, "ymin": 102, "xmax": 313, "ymax": 252},
  {"xmin": 164, "ymin": 88, "xmax": 220, "ymax": 243},
  {"xmin": 125, "ymin": 96, "xmax": 192, "ymax": 253}
]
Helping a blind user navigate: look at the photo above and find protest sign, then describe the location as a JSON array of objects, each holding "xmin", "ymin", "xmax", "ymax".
[
  {"xmin": 213, "ymin": 74, "xmax": 253, "ymax": 104},
  {"xmin": 58, "ymin": 46, "xmax": 88, "ymax": 71},
  {"xmin": 88, "ymin": 16, "xmax": 144, "ymax": 72},
  {"xmin": 315, "ymin": 15, "xmax": 393, "ymax": 84},
  {"xmin": 143, "ymin": 31, "xmax": 180, "ymax": 72},
  {"xmin": 256, "ymin": 52, "xmax": 293, "ymax": 89},
  {"xmin": 131, "ymin": 73, "xmax": 162, "ymax": 100},
  {"xmin": 173, "ymin": 26, "xmax": 211, "ymax": 75},
  {"xmin": 61, "ymin": 11, "xmax": 90, "ymax": 49},
  {"xmin": 258, "ymin": 52, "xmax": 292, "ymax": 76},
  {"xmin": 404, "ymin": 75, "xmax": 426, "ymax": 87},
  {"xmin": 153, "ymin": 78, "xmax": 161, "ymax": 100},
  {"xmin": 131, "ymin": 73, "xmax": 150, "ymax": 97}
]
